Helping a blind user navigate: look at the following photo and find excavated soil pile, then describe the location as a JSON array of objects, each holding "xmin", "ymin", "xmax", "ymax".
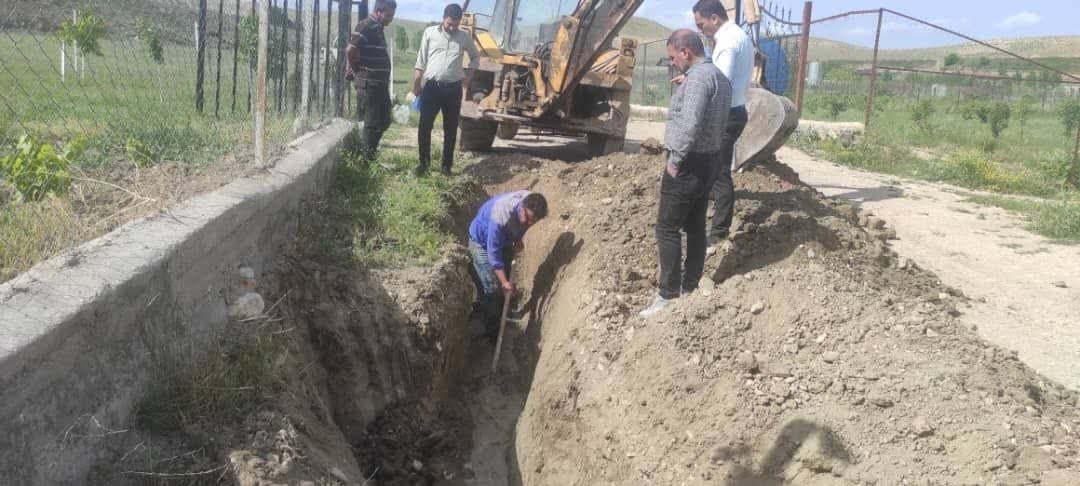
[{"xmin": 464, "ymin": 151, "xmax": 1080, "ymax": 485}]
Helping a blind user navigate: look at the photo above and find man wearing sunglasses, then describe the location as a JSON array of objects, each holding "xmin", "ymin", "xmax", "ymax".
[{"xmin": 468, "ymin": 191, "xmax": 549, "ymax": 335}]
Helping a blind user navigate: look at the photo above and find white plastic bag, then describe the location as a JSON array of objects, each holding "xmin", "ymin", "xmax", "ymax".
[{"xmin": 392, "ymin": 104, "xmax": 411, "ymax": 125}]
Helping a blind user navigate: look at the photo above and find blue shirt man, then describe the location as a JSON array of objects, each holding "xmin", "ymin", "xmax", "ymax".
[{"xmin": 468, "ymin": 191, "xmax": 548, "ymax": 331}]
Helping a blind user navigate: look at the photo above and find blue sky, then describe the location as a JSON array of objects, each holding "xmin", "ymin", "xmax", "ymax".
[{"xmin": 393, "ymin": 1, "xmax": 1078, "ymax": 49}]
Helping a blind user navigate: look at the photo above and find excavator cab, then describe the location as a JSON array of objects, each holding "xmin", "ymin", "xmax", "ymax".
[{"xmin": 459, "ymin": 0, "xmax": 643, "ymax": 155}]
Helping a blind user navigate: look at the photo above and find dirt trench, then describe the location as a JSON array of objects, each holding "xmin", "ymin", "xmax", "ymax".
[
  {"xmin": 92, "ymin": 147, "xmax": 1080, "ymax": 485},
  {"xmin": 445, "ymin": 151, "xmax": 1080, "ymax": 485}
]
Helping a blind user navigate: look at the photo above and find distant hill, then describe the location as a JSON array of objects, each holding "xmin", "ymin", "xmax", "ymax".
[
  {"xmin": 390, "ymin": 15, "xmax": 674, "ymax": 52},
  {"xmin": 0, "ymin": 0, "xmax": 204, "ymax": 43},
  {"xmin": 808, "ymin": 35, "xmax": 1080, "ymax": 63},
  {"xmin": 620, "ymin": 17, "xmax": 673, "ymax": 42}
]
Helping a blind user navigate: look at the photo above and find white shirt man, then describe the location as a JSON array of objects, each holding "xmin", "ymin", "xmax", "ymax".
[
  {"xmin": 692, "ymin": 0, "xmax": 754, "ymax": 243},
  {"xmin": 709, "ymin": 18, "xmax": 754, "ymax": 109},
  {"xmin": 412, "ymin": 3, "xmax": 480, "ymax": 176}
]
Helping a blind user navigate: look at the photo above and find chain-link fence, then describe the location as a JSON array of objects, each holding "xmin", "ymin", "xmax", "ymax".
[
  {"xmin": 0, "ymin": 0, "xmax": 386, "ymax": 283},
  {"xmin": 798, "ymin": 4, "xmax": 1080, "ymax": 196},
  {"xmin": 629, "ymin": 1, "xmax": 805, "ymax": 107},
  {"xmin": 0, "ymin": 0, "xmax": 379, "ymax": 166}
]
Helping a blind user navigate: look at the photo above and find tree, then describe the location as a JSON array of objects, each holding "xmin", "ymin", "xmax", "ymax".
[
  {"xmin": 976, "ymin": 57, "xmax": 992, "ymax": 70},
  {"xmin": 1014, "ymin": 100, "xmax": 1035, "ymax": 141},
  {"xmin": 240, "ymin": 11, "xmax": 286, "ymax": 82},
  {"xmin": 911, "ymin": 99, "xmax": 935, "ymax": 133},
  {"xmin": 944, "ymin": 53, "xmax": 961, "ymax": 71},
  {"xmin": 962, "ymin": 101, "xmax": 1011, "ymax": 139},
  {"xmin": 57, "ymin": 10, "xmax": 107, "ymax": 57},
  {"xmin": 808, "ymin": 93, "xmax": 852, "ymax": 120},
  {"xmin": 395, "ymin": 26, "xmax": 409, "ymax": 51},
  {"xmin": 135, "ymin": 18, "xmax": 166, "ymax": 103},
  {"xmin": 412, "ymin": 28, "xmax": 424, "ymax": 51},
  {"xmin": 1061, "ymin": 100, "xmax": 1080, "ymax": 187}
]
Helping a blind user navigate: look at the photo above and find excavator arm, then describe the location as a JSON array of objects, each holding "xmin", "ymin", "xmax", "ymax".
[{"xmin": 545, "ymin": 0, "xmax": 646, "ymax": 112}]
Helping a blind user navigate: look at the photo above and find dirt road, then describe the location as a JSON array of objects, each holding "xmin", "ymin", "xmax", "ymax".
[{"xmin": 627, "ymin": 120, "xmax": 1080, "ymax": 389}]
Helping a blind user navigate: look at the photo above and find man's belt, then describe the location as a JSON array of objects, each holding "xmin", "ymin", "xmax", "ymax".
[{"xmin": 426, "ymin": 79, "xmax": 463, "ymax": 89}]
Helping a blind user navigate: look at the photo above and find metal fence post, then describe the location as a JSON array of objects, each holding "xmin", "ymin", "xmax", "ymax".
[
  {"xmin": 232, "ymin": 0, "xmax": 241, "ymax": 113},
  {"xmin": 864, "ymin": 8, "xmax": 883, "ymax": 133},
  {"xmin": 255, "ymin": 0, "xmax": 270, "ymax": 165},
  {"xmin": 196, "ymin": 0, "xmax": 208, "ymax": 112},
  {"xmin": 214, "ymin": 0, "xmax": 225, "ymax": 118},
  {"xmin": 641, "ymin": 43, "xmax": 648, "ymax": 104},
  {"xmin": 301, "ymin": 0, "xmax": 314, "ymax": 128},
  {"xmin": 794, "ymin": 1, "xmax": 812, "ymax": 112}
]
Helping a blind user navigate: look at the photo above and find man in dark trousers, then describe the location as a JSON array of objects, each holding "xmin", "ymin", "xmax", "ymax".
[
  {"xmin": 413, "ymin": 3, "xmax": 480, "ymax": 176},
  {"xmin": 693, "ymin": 0, "xmax": 754, "ymax": 244},
  {"xmin": 345, "ymin": 0, "xmax": 396, "ymax": 161},
  {"xmin": 468, "ymin": 191, "xmax": 548, "ymax": 335},
  {"xmin": 640, "ymin": 29, "xmax": 731, "ymax": 318}
]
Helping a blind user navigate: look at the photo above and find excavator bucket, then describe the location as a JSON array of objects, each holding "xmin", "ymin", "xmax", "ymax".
[{"xmin": 734, "ymin": 88, "xmax": 800, "ymax": 170}]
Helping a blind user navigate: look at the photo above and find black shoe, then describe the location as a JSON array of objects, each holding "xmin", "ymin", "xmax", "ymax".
[
  {"xmin": 441, "ymin": 165, "xmax": 453, "ymax": 177},
  {"xmin": 414, "ymin": 165, "xmax": 429, "ymax": 177}
]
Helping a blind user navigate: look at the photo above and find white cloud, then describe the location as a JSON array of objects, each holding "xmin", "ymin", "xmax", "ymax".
[
  {"xmin": 998, "ymin": 11, "xmax": 1041, "ymax": 29},
  {"xmin": 846, "ymin": 26, "xmax": 870, "ymax": 37},
  {"xmin": 882, "ymin": 21, "xmax": 911, "ymax": 33}
]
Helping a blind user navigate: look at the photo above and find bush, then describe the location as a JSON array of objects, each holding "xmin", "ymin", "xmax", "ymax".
[
  {"xmin": 911, "ymin": 100, "xmax": 935, "ymax": 132},
  {"xmin": 0, "ymin": 135, "xmax": 82, "ymax": 202},
  {"xmin": 57, "ymin": 10, "xmax": 107, "ymax": 57},
  {"xmin": 942, "ymin": 150, "xmax": 1024, "ymax": 191},
  {"xmin": 961, "ymin": 101, "xmax": 1011, "ymax": 139},
  {"xmin": 806, "ymin": 93, "xmax": 855, "ymax": 120}
]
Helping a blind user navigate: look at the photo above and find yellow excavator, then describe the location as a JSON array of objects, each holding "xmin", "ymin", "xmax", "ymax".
[{"xmin": 457, "ymin": 0, "xmax": 798, "ymax": 162}]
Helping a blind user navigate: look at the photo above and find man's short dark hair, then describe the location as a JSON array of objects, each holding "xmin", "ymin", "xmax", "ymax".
[
  {"xmin": 374, "ymin": 0, "xmax": 397, "ymax": 12},
  {"xmin": 668, "ymin": 29, "xmax": 706, "ymax": 57},
  {"xmin": 692, "ymin": 0, "xmax": 729, "ymax": 20},
  {"xmin": 444, "ymin": 4, "xmax": 464, "ymax": 20},
  {"xmin": 522, "ymin": 193, "xmax": 548, "ymax": 219}
]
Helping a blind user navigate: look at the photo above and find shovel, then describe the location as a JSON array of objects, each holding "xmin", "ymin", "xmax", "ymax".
[{"xmin": 490, "ymin": 296, "xmax": 511, "ymax": 374}]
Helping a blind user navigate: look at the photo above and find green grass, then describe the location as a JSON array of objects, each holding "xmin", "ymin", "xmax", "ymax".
[
  {"xmin": 967, "ymin": 194, "xmax": 1080, "ymax": 241},
  {"xmin": 0, "ymin": 31, "xmax": 302, "ymax": 283},
  {"xmin": 137, "ymin": 324, "xmax": 281, "ymax": 433},
  {"xmin": 793, "ymin": 94, "xmax": 1080, "ymax": 241},
  {"xmin": 297, "ymin": 125, "xmax": 474, "ymax": 267},
  {"xmin": 798, "ymin": 92, "xmax": 1077, "ymax": 200},
  {"xmin": 0, "ymin": 196, "xmax": 86, "ymax": 282},
  {"xmin": 0, "ymin": 32, "xmax": 296, "ymax": 167}
]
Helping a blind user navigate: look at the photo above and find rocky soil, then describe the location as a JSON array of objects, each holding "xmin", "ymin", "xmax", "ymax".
[{"xmin": 465, "ymin": 149, "xmax": 1080, "ymax": 485}]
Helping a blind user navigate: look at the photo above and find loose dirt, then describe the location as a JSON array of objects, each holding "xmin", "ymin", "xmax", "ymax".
[
  {"xmin": 629, "ymin": 120, "xmax": 1080, "ymax": 392},
  {"xmin": 85, "ymin": 125, "xmax": 1080, "ymax": 486},
  {"xmin": 455, "ymin": 143, "xmax": 1080, "ymax": 485}
]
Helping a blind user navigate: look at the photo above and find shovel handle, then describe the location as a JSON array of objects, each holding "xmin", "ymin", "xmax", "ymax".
[{"xmin": 490, "ymin": 296, "xmax": 511, "ymax": 373}]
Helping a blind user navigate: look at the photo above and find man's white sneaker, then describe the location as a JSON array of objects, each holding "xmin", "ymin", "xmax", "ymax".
[{"xmin": 639, "ymin": 295, "xmax": 674, "ymax": 318}]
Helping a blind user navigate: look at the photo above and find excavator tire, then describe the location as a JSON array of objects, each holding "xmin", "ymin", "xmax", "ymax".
[
  {"xmin": 496, "ymin": 122, "xmax": 520, "ymax": 140},
  {"xmin": 459, "ymin": 118, "xmax": 498, "ymax": 152},
  {"xmin": 587, "ymin": 133, "xmax": 625, "ymax": 157}
]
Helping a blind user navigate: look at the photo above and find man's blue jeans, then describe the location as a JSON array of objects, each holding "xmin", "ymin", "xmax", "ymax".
[{"xmin": 468, "ymin": 241, "xmax": 512, "ymax": 327}]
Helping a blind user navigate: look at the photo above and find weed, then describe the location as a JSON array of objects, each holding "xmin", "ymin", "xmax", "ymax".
[
  {"xmin": 911, "ymin": 100, "xmax": 935, "ymax": 133},
  {"xmin": 968, "ymin": 194, "xmax": 1080, "ymax": 241},
  {"xmin": 939, "ymin": 150, "xmax": 1024, "ymax": 191},
  {"xmin": 126, "ymin": 138, "xmax": 157, "ymax": 168},
  {"xmin": 137, "ymin": 328, "xmax": 280, "ymax": 433},
  {"xmin": 0, "ymin": 135, "xmax": 82, "ymax": 201},
  {"xmin": 0, "ymin": 197, "xmax": 83, "ymax": 282}
]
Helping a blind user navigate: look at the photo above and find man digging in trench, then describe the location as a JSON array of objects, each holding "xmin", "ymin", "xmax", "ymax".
[
  {"xmin": 640, "ymin": 29, "xmax": 732, "ymax": 318},
  {"xmin": 468, "ymin": 191, "xmax": 549, "ymax": 337}
]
